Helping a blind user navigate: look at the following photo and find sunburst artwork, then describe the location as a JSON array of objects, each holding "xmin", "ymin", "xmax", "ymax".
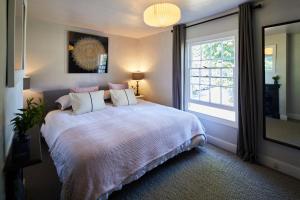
[{"xmin": 68, "ymin": 31, "xmax": 108, "ymax": 73}]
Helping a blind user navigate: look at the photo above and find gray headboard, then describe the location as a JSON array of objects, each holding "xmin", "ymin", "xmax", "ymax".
[
  {"xmin": 42, "ymin": 86, "xmax": 109, "ymax": 114},
  {"xmin": 43, "ymin": 89, "xmax": 69, "ymax": 114}
]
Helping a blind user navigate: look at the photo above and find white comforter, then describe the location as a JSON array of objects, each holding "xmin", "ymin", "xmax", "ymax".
[{"xmin": 41, "ymin": 100, "xmax": 206, "ymax": 200}]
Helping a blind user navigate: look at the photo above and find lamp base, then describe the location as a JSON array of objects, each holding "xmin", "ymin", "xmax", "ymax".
[{"xmin": 136, "ymin": 81, "xmax": 140, "ymax": 96}]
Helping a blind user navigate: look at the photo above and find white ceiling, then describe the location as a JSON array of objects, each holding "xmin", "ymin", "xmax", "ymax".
[{"xmin": 28, "ymin": 0, "xmax": 250, "ymax": 38}]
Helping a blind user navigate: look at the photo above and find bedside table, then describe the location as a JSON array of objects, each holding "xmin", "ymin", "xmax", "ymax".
[
  {"xmin": 136, "ymin": 95, "xmax": 145, "ymax": 100},
  {"xmin": 4, "ymin": 126, "xmax": 42, "ymax": 200}
]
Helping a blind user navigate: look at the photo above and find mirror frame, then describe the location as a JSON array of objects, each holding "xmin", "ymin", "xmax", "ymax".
[{"xmin": 262, "ymin": 19, "xmax": 300, "ymax": 150}]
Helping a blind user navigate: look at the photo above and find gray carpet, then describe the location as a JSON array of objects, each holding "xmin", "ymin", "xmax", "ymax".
[{"xmin": 24, "ymin": 142, "xmax": 300, "ymax": 200}]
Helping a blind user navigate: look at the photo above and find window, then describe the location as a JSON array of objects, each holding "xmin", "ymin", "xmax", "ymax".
[
  {"xmin": 264, "ymin": 45, "xmax": 276, "ymax": 72},
  {"xmin": 185, "ymin": 31, "xmax": 238, "ymax": 126}
]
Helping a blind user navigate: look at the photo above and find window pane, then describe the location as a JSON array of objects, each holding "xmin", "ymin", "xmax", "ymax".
[
  {"xmin": 191, "ymin": 61, "xmax": 201, "ymax": 68},
  {"xmin": 211, "ymin": 60, "xmax": 223, "ymax": 68},
  {"xmin": 211, "ymin": 42, "xmax": 222, "ymax": 59},
  {"xmin": 223, "ymin": 60, "xmax": 234, "ymax": 68},
  {"xmin": 222, "ymin": 68, "xmax": 233, "ymax": 77},
  {"xmin": 200, "ymin": 77, "xmax": 209, "ymax": 85},
  {"xmin": 201, "ymin": 43, "xmax": 211, "ymax": 60},
  {"xmin": 222, "ymin": 87, "xmax": 234, "ymax": 106},
  {"xmin": 223, "ymin": 40, "xmax": 235, "ymax": 59},
  {"xmin": 200, "ymin": 69, "xmax": 209, "ymax": 77},
  {"xmin": 191, "ymin": 85, "xmax": 200, "ymax": 100},
  {"xmin": 211, "ymin": 69, "xmax": 221, "ymax": 77},
  {"xmin": 191, "ymin": 69, "xmax": 200, "ymax": 76},
  {"xmin": 192, "ymin": 45, "xmax": 201, "ymax": 60},
  {"xmin": 265, "ymin": 56, "xmax": 273, "ymax": 71},
  {"xmin": 199, "ymin": 85, "xmax": 209, "ymax": 102},
  {"xmin": 210, "ymin": 86, "xmax": 221, "ymax": 104},
  {"xmin": 211, "ymin": 78, "xmax": 221, "ymax": 86},
  {"xmin": 200, "ymin": 60, "xmax": 210, "ymax": 69},
  {"xmin": 221, "ymin": 78, "xmax": 233, "ymax": 87},
  {"xmin": 191, "ymin": 77, "xmax": 199, "ymax": 84}
]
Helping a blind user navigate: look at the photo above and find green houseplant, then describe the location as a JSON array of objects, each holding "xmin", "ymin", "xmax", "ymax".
[
  {"xmin": 272, "ymin": 75, "xmax": 280, "ymax": 85},
  {"xmin": 11, "ymin": 98, "xmax": 45, "ymax": 160}
]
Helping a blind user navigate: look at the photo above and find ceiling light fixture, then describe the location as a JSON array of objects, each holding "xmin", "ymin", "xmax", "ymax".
[{"xmin": 143, "ymin": 2, "xmax": 181, "ymax": 27}]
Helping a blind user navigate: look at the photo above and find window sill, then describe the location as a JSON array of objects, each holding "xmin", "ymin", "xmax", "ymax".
[
  {"xmin": 187, "ymin": 103, "xmax": 238, "ymax": 128},
  {"xmin": 189, "ymin": 110, "xmax": 238, "ymax": 128}
]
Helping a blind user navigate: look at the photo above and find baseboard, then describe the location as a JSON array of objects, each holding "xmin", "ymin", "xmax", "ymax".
[
  {"xmin": 258, "ymin": 155, "xmax": 300, "ymax": 180},
  {"xmin": 206, "ymin": 134, "xmax": 237, "ymax": 153},
  {"xmin": 287, "ymin": 113, "xmax": 300, "ymax": 121},
  {"xmin": 280, "ymin": 114, "xmax": 287, "ymax": 120}
]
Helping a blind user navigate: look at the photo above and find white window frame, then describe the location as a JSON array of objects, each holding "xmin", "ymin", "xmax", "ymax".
[{"xmin": 184, "ymin": 30, "xmax": 239, "ymax": 128}]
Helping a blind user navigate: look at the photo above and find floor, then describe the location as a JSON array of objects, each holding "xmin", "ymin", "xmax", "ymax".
[
  {"xmin": 24, "ymin": 141, "xmax": 300, "ymax": 200},
  {"xmin": 266, "ymin": 117, "xmax": 300, "ymax": 147}
]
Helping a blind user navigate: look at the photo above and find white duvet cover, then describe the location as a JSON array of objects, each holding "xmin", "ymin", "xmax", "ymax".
[{"xmin": 41, "ymin": 100, "xmax": 206, "ymax": 200}]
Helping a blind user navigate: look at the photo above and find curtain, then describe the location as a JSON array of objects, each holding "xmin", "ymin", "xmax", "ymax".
[
  {"xmin": 172, "ymin": 24, "xmax": 186, "ymax": 110},
  {"xmin": 237, "ymin": 2, "xmax": 258, "ymax": 162}
]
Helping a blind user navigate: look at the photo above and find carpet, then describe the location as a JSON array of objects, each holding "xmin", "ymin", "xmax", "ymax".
[{"xmin": 24, "ymin": 142, "xmax": 300, "ymax": 200}]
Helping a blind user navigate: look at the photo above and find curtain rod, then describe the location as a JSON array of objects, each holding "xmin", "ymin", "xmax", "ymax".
[{"xmin": 172, "ymin": 2, "xmax": 263, "ymax": 32}]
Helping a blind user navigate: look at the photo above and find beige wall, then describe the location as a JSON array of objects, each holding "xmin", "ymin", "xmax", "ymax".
[
  {"xmin": 138, "ymin": 31, "xmax": 173, "ymax": 106},
  {"xmin": 255, "ymin": 0, "xmax": 300, "ymax": 179},
  {"xmin": 137, "ymin": 14, "xmax": 239, "ymax": 150},
  {"xmin": 25, "ymin": 18, "xmax": 139, "ymax": 98},
  {"xmin": 0, "ymin": 0, "xmax": 6, "ymax": 198},
  {"xmin": 287, "ymin": 33, "xmax": 300, "ymax": 118}
]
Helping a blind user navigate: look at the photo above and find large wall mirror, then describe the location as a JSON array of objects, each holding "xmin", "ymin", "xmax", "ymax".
[{"xmin": 263, "ymin": 20, "xmax": 300, "ymax": 150}]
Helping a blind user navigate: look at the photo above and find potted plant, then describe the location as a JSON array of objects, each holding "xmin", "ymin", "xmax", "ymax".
[
  {"xmin": 272, "ymin": 75, "xmax": 280, "ymax": 85},
  {"xmin": 11, "ymin": 98, "xmax": 45, "ymax": 161}
]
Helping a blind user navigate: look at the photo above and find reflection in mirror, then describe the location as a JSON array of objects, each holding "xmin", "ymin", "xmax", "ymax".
[{"xmin": 264, "ymin": 20, "xmax": 300, "ymax": 149}]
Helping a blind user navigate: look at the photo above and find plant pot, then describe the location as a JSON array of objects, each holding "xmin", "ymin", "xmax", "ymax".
[
  {"xmin": 12, "ymin": 134, "xmax": 31, "ymax": 162},
  {"xmin": 274, "ymin": 80, "xmax": 279, "ymax": 84}
]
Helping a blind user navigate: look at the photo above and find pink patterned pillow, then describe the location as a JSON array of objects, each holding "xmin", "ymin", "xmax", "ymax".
[
  {"xmin": 108, "ymin": 82, "xmax": 128, "ymax": 90},
  {"xmin": 70, "ymin": 86, "xmax": 99, "ymax": 93}
]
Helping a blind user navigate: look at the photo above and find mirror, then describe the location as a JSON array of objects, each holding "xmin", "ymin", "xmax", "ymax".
[
  {"xmin": 263, "ymin": 20, "xmax": 300, "ymax": 150},
  {"xmin": 7, "ymin": 0, "xmax": 26, "ymax": 87}
]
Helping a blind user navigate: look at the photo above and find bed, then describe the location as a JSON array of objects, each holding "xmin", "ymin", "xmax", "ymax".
[{"xmin": 41, "ymin": 89, "xmax": 206, "ymax": 200}]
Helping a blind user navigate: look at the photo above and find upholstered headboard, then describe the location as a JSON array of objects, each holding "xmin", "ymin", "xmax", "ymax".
[
  {"xmin": 43, "ymin": 89, "xmax": 69, "ymax": 114},
  {"xmin": 42, "ymin": 86, "xmax": 109, "ymax": 114}
]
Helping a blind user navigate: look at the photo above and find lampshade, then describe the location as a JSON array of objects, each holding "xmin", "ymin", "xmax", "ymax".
[
  {"xmin": 23, "ymin": 76, "xmax": 31, "ymax": 90},
  {"xmin": 143, "ymin": 3, "xmax": 181, "ymax": 27},
  {"xmin": 132, "ymin": 72, "xmax": 145, "ymax": 80}
]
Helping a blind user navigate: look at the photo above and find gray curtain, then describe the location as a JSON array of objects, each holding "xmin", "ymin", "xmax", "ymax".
[
  {"xmin": 237, "ymin": 2, "xmax": 258, "ymax": 162},
  {"xmin": 172, "ymin": 24, "xmax": 186, "ymax": 109}
]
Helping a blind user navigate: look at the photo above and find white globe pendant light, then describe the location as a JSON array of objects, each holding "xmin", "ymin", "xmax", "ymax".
[{"xmin": 143, "ymin": 2, "xmax": 181, "ymax": 27}]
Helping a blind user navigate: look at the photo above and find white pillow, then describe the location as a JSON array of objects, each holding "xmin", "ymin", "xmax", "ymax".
[
  {"xmin": 55, "ymin": 95, "xmax": 72, "ymax": 110},
  {"xmin": 69, "ymin": 91, "xmax": 106, "ymax": 115},
  {"xmin": 110, "ymin": 89, "xmax": 137, "ymax": 106}
]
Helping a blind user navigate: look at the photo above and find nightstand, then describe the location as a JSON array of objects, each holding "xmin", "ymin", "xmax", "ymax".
[
  {"xmin": 4, "ymin": 126, "xmax": 42, "ymax": 200},
  {"xmin": 136, "ymin": 95, "xmax": 145, "ymax": 100}
]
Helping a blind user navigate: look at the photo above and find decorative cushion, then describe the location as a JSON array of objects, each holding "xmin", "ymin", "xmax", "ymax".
[
  {"xmin": 55, "ymin": 95, "xmax": 72, "ymax": 110},
  {"xmin": 70, "ymin": 86, "xmax": 99, "ymax": 93},
  {"xmin": 69, "ymin": 91, "xmax": 106, "ymax": 115},
  {"xmin": 110, "ymin": 89, "xmax": 137, "ymax": 106},
  {"xmin": 108, "ymin": 82, "xmax": 129, "ymax": 90}
]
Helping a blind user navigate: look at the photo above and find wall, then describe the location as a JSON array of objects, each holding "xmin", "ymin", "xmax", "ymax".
[
  {"xmin": 138, "ymin": 31, "xmax": 173, "ymax": 106},
  {"xmin": 287, "ymin": 33, "xmax": 300, "ymax": 119},
  {"xmin": 0, "ymin": 0, "xmax": 6, "ymax": 198},
  {"xmin": 138, "ymin": 14, "xmax": 239, "ymax": 152},
  {"xmin": 265, "ymin": 33, "xmax": 287, "ymax": 119},
  {"xmin": 25, "ymin": 18, "xmax": 139, "ymax": 97},
  {"xmin": 255, "ymin": 0, "xmax": 300, "ymax": 179},
  {"xmin": 186, "ymin": 15, "xmax": 239, "ymax": 152}
]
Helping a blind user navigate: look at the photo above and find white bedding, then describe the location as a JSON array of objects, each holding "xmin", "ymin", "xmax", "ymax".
[{"xmin": 41, "ymin": 100, "xmax": 206, "ymax": 200}]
